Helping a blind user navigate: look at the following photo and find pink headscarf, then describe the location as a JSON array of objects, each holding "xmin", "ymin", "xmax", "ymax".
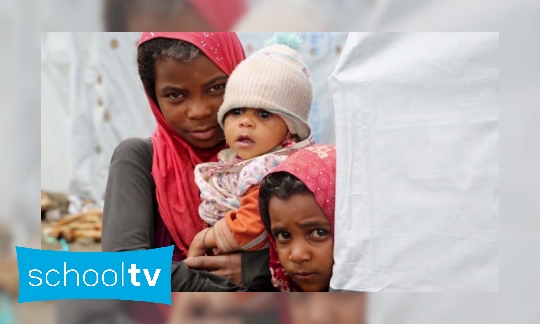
[
  {"xmin": 262, "ymin": 145, "xmax": 336, "ymax": 291},
  {"xmin": 138, "ymin": 32, "xmax": 246, "ymax": 257}
]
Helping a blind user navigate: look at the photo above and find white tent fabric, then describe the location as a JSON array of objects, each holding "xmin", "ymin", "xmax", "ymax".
[
  {"xmin": 41, "ymin": 32, "xmax": 154, "ymax": 208},
  {"xmin": 41, "ymin": 32, "xmax": 346, "ymax": 209},
  {"xmin": 329, "ymin": 32, "xmax": 498, "ymax": 291}
]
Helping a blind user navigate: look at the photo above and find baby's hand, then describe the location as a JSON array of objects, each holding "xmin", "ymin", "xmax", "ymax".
[{"xmin": 188, "ymin": 230, "xmax": 208, "ymax": 258}]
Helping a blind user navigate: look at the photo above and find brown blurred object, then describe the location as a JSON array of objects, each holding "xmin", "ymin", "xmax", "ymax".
[
  {"xmin": 41, "ymin": 191, "xmax": 70, "ymax": 220},
  {"xmin": 0, "ymin": 222, "xmax": 12, "ymax": 259},
  {"xmin": 41, "ymin": 192, "xmax": 53, "ymax": 211},
  {"xmin": 103, "ymin": 0, "xmax": 247, "ymax": 32},
  {"xmin": 169, "ymin": 293, "xmax": 280, "ymax": 324},
  {"xmin": 0, "ymin": 257, "xmax": 18, "ymax": 300},
  {"xmin": 45, "ymin": 209, "xmax": 103, "ymax": 244},
  {"xmin": 288, "ymin": 293, "xmax": 367, "ymax": 324},
  {"xmin": 0, "ymin": 220, "xmax": 18, "ymax": 301},
  {"xmin": 169, "ymin": 293, "xmax": 241, "ymax": 324}
]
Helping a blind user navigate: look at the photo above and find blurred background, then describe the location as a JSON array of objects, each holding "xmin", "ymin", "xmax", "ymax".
[{"xmin": 0, "ymin": 0, "xmax": 538, "ymax": 323}]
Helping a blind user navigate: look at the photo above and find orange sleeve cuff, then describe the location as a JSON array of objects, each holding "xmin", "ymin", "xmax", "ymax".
[{"xmin": 213, "ymin": 185, "xmax": 268, "ymax": 253}]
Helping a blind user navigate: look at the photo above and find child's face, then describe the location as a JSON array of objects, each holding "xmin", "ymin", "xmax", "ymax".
[
  {"xmin": 154, "ymin": 55, "xmax": 227, "ymax": 149},
  {"xmin": 223, "ymin": 108, "xmax": 288, "ymax": 160},
  {"xmin": 269, "ymin": 192, "xmax": 334, "ymax": 292}
]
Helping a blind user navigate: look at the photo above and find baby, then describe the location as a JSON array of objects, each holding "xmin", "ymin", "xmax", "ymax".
[
  {"xmin": 188, "ymin": 33, "xmax": 314, "ymax": 257},
  {"xmin": 258, "ymin": 144, "xmax": 336, "ymax": 292}
]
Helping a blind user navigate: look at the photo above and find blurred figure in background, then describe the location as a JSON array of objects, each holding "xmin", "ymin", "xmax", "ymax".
[
  {"xmin": 59, "ymin": 293, "xmax": 283, "ymax": 324},
  {"xmin": 169, "ymin": 293, "xmax": 242, "ymax": 324},
  {"xmin": 0, "ymin": 222, "xmax": 17, "ymax": 302},
  {"xmin": 288, "ymin": 293, "xmax": 367, "ymax": 324},
  {"xmin": 169, "ymin": 293, "xmax": 281, "ymax": 324},
  {"xmin": 0, "ymin": 222, "xmax": 13, "ymax": 263},
  {"xmin": 234, "ymin": 0, "xmax": 329, "ymax": 31},
  {"xmin": 57, "ymin": 299, "xmax": 168, "ymax": 324},
  {"xmin": 103, "ymin": 0, "xmax": 247, "ymax": 32},
  {"xmin": 0, "ymin": 221, "xmax": 17, "ymax": 324}
]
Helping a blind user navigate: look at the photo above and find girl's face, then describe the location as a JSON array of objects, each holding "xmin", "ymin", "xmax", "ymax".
[
  {"xmin": 223, "ymin": 108, "xmax": 288, "ymax": 160},
  {"xmin": 154, "ymin": 55, "xmax": 227, "ymax": 148},
  {"xmin": 269, "ymin": 192, "xmax": 334, "ymax": 292}
]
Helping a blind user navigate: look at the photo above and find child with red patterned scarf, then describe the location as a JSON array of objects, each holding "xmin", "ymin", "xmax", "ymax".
[{"xmin": 258, "ymin": 144, "xmax": 336, "ymax": 292}]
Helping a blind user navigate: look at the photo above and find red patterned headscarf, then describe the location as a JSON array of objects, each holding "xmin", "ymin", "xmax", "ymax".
[
  {"xmin": 262, "ymin": 145, "xmax": 336, "ymax": 291},
  {"xmin": 138, "ymin": 32, "xmax": 245, "ymax": 257}
]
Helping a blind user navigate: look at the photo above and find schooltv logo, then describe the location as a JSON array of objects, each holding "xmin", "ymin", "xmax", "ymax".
[{"xmin": 16, "ymin": 246, "xmax": 173, "ymax": 304}]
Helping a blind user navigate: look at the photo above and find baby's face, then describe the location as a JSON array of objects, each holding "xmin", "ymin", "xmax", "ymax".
[
  {"xmin": 269, "ymin": 192, "xmax": 334, "ymax": 292},
  {"xmin": 223, "ymin": 108, "xmax": 288, "ymax": 160}
]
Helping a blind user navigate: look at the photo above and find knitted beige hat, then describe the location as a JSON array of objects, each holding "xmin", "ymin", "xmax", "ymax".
[{"xmin": 218, "ymin": 33, "xmax": 313, "ymax": 140}]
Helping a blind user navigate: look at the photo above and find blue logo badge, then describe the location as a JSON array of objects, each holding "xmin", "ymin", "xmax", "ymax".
[{"xmin": 16, "ymin": 246, "xmax": 173, "ymax": 304}]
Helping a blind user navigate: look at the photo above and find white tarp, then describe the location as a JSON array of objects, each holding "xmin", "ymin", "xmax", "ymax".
[{"xmin": 330, "ymin": 32, "xmax": 499, "ymax": 291}]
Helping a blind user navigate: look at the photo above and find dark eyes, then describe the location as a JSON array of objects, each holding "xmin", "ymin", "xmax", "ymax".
[
  {"xmin": 277, "ymin": 232, "xmax": 291, "ymax": 239},
  {"xmin": 275, "ymin": 232, "xmax": 291, "ymax": 241},
  {"xmin": 311, "ymin": 229, "xmax": 329, "ymax": 238},
  {"xmin": 209, "ymin": 83, "xmax": 226, "ymax": 92},
  {"xmin": 229, "ymin": 109, "xmax": 272, "ymax": 119},
  {"xmin": 165, "ymin": 83, "xmax": 225, "ymax": 100},
  {"xmin": 231, "ymin": 108, "xmax": 243, "ymax": 116},
  {"xmin": 259, "ymin": 110, "xmax": 272, "ymax": 119},
  {"xmin": 167, "ymin": 92, "xmax": 183, "ymax": 100},
  {"xmin": 274, "ymin": 229, "xmax": 329, "ymax": 242}
]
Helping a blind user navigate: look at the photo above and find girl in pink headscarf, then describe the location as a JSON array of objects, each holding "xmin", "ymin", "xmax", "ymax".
[
  {"xmin": 258, "ymin": 144, "xmax": 337, "ymax": 292},
  {"xmin": 102, "ymin": 32, "xmax": 275, "ymax": 292}
]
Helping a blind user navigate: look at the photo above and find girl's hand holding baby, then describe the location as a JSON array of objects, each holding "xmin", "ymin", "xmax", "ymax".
[{"xmin": 188, "ymin": 228, "xmax": 213, "ymax": 257}]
